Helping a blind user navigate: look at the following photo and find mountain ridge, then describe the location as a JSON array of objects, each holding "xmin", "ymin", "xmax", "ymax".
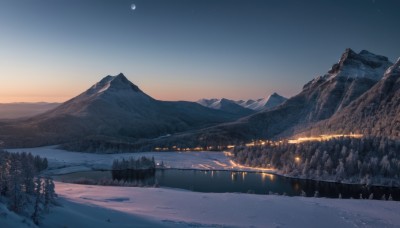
[
  {"xmin": 197, "ymin": 92, "xmax": 287, "ymax": 112},
  {"xmin": 0, "ymin": 74, "xmax": 248, "ymax": 150},
  {"xmin": 297, "ymin": 57, "xmax": 400, "ymax": 138},
  {"xmin": 151, "ymin": 49, "xmax": 397, "ymax": 148},
  {"xmin": 1, "ymin": 49, "xmax": 398, "ymax": 152}
]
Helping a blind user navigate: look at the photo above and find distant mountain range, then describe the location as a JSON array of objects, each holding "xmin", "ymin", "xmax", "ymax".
[
  {"xmin": 197, "ymin": 92, "xmax": 287, "ymax": 112},
  {"xmin": 197, "ymin": 98, "xmax": 255, "ymax": 116},
  {"xmin": 0, "ymin": 102, "xmax": 60, "ymax": 119},
  {"xmin": 0, "ymin": 74, "xmax": 247, "ymax": 149},
  {"xmin": 152, "ymin": 49, "xmax": 398, "ymax": 148},
  {"xmin": 1, "ymin": 48, "xmax": 398, "ymax": 152}
]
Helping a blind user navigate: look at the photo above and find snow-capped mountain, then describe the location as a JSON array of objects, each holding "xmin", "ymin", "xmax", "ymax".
[
  {"xmin": 240, "ymin": 93, "xmax": 287, "ymax": 111},
  {"xmin": 0, "ymin": 74, "xmax": 244, "ymax": 150},
  {"xmin": 197, "ymin": 93, "xmax": 286, "ymax": 112},
  {"xmin": 42, "ymin": 73, "xmax": 154, "ymax": 118},
  {"xmin": 197, "ymin": 98, "xmax": 254, "ymax": 115},
  {"xmin": 299, "ymin": 48, "xmax": 392, "ymax": 120},
  {"xmin": 2, "ymin": 49, "xmax": 397, "ymax": 151},
  {"xmin": 197, "ymin": 98, "xmax": 219, "ymax": 107},
  {"xmin": 160, "ymin": 49, "xmax": 395, "ymax": 147},
  {"xmin": 327, "ymin": 49, "xmax": 390, "ymax": 80},
  {"xmin": 303, "ymin": 57, "xmax": 400, "ymax": 137}
]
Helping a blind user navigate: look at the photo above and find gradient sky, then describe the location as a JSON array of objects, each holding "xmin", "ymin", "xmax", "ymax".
[{"xmin": 1, "ymin": 0, "xmax": 400, "ymax": 103}]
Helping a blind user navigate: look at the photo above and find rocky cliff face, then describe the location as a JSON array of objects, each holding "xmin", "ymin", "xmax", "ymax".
[{"xmin": 302, "ymin": 58, "xmax": 400, "ymax": 138}]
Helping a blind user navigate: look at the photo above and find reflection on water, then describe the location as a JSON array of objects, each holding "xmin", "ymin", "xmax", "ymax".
[
  {"xmin": 57, "ymin": 169, "xmax": 400, "ymax": 201},
  {"xmin": 112, "ymin": 169, "xmax": 155, "ymax": 182}
]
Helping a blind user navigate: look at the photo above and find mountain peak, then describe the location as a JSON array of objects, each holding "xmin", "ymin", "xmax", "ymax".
[
  {"xmin": 327, "ymin": 48, "xmax": 392, "ymax": 81},
  {"xmin": 384, "ymin": 57, "xmax": 400, "ymax": 78},
  {"xmin": 270, "ymin": 92, "xmax": 280, "ymax": 97},
  {"xmin": 264, "ymin": 93, "xmax": 287, "ymax": 109},
  {"xmin": 89, "ymin": 73, "xmax": 142, "ymax": 94},
  {"xmin": 116, "ymin": 72, "xmax": 126, "ymax": 77},
  {"xmin": 113, "ymin": 73, "xmax": 131, "ymax": 82},
  {"xmin": 343, "ymin": 47, "xmax": 356, "ymax": 56}
]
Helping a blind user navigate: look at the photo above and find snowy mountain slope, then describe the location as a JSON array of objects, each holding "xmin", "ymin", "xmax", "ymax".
[
  {"xmin": 328, "ymin": 49, "xmax": 391, "ymax": 80},
  {"xmin": 300, "ymin": 57, "xmax": 400, "ymax": 138},
  {"xmin": 155, "ymin": 49, "xmax": 394, "ymax": 146},
  {"xmin": 242, "ymin": 92, "xmax": 287, "ymax": 111},
  {"xmin": 0, "ymin": 74, "xmax": 243, "ymax": 149}
]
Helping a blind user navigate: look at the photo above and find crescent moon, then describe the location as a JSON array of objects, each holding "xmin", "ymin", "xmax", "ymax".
[{"xmin": 131, "ymin": 4, "xmax": 136, "ymax": 10}]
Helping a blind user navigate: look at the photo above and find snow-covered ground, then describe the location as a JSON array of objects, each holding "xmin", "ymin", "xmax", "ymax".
[
  {"xmin": 40, "ymin": 182, "xmax": 400, "ymax": 228},
  {"xmin": 2, "ymin": 182, "xmax": 400, "ymax": 228},
  {"xmin": 0, "ymin": 203, "xmax": 37, "ymax": 228},
  {"xmin": 7, "ymin": 146, "xmax": 273, "ymax": 175},
  {"xmin": 4, "ymin": 146, "xmax": 400, "ymax": 227}
]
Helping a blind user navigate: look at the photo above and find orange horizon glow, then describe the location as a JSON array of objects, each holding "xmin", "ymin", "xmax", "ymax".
[
  {"xmin": 0, "ymin": 81, "xmax": 295, "ymax": 104},
  {"xmin": 0, "ymin": 96, "xmax": 71, "ymax": 104}
]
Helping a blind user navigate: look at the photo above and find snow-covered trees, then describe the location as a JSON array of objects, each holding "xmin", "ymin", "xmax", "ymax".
[
  {"xmin": 0, "ymin": 150, "xmax": 54, "ymax": 225},
  {"xmin": 31, "ymin": 177, "xmax": 43, "ymax": 225},
  {"xmin": 233, "ymin": 137, "xmax": 400, "ymax": 186},
  {"xmin": 43, "ymin": 177, "xmax": 57, "ymax": 212},
  {"xmin": 112, "ymin": 156, "xmax": 156, "ymax": 170},
  {"xmin": 31, "ymin": 176, "xmax": 57, "ymax": 224}
]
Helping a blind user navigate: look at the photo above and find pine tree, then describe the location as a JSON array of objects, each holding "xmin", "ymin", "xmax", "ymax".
[
  {"xmin": 43, "ymin": 177, "xmax": 56, "ymax": 212},
  {"xmin": 31, "ymin": 177, "xmax": 43, "ymax": 225},
  {"xmin": 8, "ymin": 156, "xmax": 24, "ymax": 213}
]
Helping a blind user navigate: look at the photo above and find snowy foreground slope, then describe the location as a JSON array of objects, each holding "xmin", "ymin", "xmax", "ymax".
[
  {"xmin": 2, "ymin": 181, "xmax": 400, "ymax": 228},
  {"xmin": 4, "ymin": 146, "xmax": 400, "ymax": 228},
  {"xmin": 42, "ymin": 182, "xmax": 400, "ymax": 228}
]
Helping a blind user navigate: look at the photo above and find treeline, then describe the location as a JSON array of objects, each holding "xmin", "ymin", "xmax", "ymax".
[
  {"xmin": 0, "ymin": 150, "xmax": 56, "ymax": 225},
  {"xmin": 233, "ymin": 137, "xmax": 400, "ymax": 186},
  {"xmin": 112, "ymin": 156, "xmax": 156, "ymax": 170}
]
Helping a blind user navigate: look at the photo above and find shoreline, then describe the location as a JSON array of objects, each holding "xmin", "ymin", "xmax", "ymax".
[{"xmin": 53, "ymin": 167, "xmax": 400, "ymax": 190}]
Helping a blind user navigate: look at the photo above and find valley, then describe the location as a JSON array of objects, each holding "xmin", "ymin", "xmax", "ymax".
[
  {"xmin": 3, "ymin": 146, "xmax": 400, "ymax": 227},
  {"xmin": 2, "ymin": 1, "xmax": 400, "ymax": 227}
]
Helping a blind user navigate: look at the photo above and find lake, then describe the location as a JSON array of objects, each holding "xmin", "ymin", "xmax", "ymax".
[{"xmin": 56, "ymin": 169, "xmax": 400, "ymax": 201}]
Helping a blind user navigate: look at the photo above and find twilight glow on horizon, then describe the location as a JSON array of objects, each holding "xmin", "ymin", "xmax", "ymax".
[{"xmin": 1, "ymin": 0, "xmax": 400, "ymax": 103}]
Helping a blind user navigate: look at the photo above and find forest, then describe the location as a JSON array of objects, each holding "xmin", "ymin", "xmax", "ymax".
[
  {"xmin": 233, "ymin": 137, "xmax": 400, "ymax": 186},
  {"xmin": 112, "ymin": 156, "xmax": 156, "ymax": 170},
  {"xmin": 0, "ymin": 150, "xmax": 56, "ymax": 225}
]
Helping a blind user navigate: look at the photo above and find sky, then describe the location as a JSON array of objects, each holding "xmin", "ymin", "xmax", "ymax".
[{"xmin": 1, "ymin": 0, "xmax": 400, "ymax": 103}]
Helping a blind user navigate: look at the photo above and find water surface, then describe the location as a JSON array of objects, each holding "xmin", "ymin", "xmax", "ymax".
[{"xmin": 57, "ymin": 169, "xmax": 400, "ymax": 200}]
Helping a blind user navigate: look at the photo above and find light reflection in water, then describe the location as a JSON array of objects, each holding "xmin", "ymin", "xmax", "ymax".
[
  {"xmin": 231, "ymin": 172, "xmax": 237, "ymax": 182},
  {"xmin": 242, "ymin": 172, "xmax": 247, "ymax": 181},
  {"xmin": 261, "ymin": 173, "xmax": 274, "ymax": 183}
]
